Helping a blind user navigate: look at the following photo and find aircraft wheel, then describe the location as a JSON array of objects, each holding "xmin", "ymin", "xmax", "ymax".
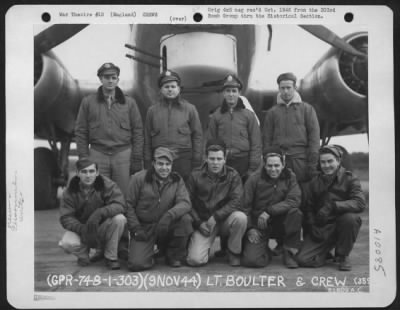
[{"xmin": 34, "ymin": 147, "xmax": 58, "ymax": 210}]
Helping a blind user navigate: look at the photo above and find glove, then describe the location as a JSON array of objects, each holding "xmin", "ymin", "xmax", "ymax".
[
  {"xmin": 316, "ymin": 201, "xmax": 336, "ymax": 226},
  {"xmin": 257, "ymin": 212, "xmax": 270, "ymax": 230},
  {"xmin": 156, "ymin": 213, "xmax": 173, "ymax": 240},
  {"xmin": 132, "ymin": 227, "xmax": 149, "ymax": 242},
  {"xmin": 199, "ymin": 222, "xmax": 211, "ymax": 237},
  {"xmin": 247, "ymin": 228, "xmax": 262, "ymax": 244}
]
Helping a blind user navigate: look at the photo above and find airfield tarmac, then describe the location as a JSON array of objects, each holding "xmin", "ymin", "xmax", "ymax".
[
  {"xmin": 34, "ymin": 156, "xmax": 369, "ymax": 293},
  {"xmin": 34, "ymin": 204, "xmax": 369, "ymax": 293}
]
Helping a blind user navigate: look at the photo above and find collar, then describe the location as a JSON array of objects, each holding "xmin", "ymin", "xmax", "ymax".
[
  {"xmin": 333, "ymin": 166, "xmax": 346, "ymax": 183},
  {"xmin": 153, "ymin": 173, "xmax": 172, "ymax": 185},
  {"xmin": 201, "ymin": 162, "xmax": 228, "ymax": 181},
  {"xmin": 97, "ymin": 86, "xmax": 126, "ymax": 104},
  {"xmin": 161, "ymin": 96, "xmax": 183, "ymax": 107},
  {"xmin": 102, "ymin": 88, "xmax": 115, "ymax": 99},
  {"xmin": 320, "ymin": 166, "xmax": 345, "ymax": 184},
  {"xmin": 68, "ymin": 175, "xmax": 105, "ymax": 193},
  {"xmin": 220, "ymin": 97, "xmax": 246, "ymax": 114},
  {"xmin": 144, "ymin": 167, "xmax": 180, "ymax": 183},
  {"xmin": 260, "ymin": 166, "xmax": 290, "ymax": 181},
  {"xmin": 79, "ymin": 182, "xmax": 95, "ymax": 193},
  {"xmin": 276, "ymin": 91, "xmax": 302, "ymax": 106}
]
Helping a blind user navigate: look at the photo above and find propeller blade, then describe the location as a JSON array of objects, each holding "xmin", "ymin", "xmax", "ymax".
[
  {"xmin": 299, "ymin": 25, "xmax": 367, "ymax": 57},
  {"xmin": 34, "ymin": 24, "xmax": 89, "ymax": 53}
]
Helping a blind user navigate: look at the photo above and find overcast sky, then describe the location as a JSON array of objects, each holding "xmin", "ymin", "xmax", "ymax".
[{"xmin": 38, "ymin": 24, "xmax": 369, "ymax": 153}]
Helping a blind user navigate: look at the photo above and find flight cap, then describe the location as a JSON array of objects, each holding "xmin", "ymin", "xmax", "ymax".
[{"xmin": 76, "ymin": 158, "xmax": 96, "ymax": 171}]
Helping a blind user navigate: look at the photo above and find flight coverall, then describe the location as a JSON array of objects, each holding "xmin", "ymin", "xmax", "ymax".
[
  {"xmin": 296, "ymin": 166, "xmax": 366, "ymax": 267},
  {"xmin": 126, "ymin": 169, "xmax": 192, "ymax": 271},
  {"xmin": 75, "ymin": 86, "xmax": 144, "ymax": 197},
  {"xmin": 186, "ymin": 164, "xmax": 247, "ymax": 266},
  {"xmin": 144, "ymin": 97, "xmax": 203, "ymax": 180},
  {"xmin": 59, "ymin": 175, "xmax": 127, "ymax": 262},
  {"xmin": 262, "ymin": 95, "xmax": 320, "ymax": 183},
  {"xmin": 241, "ymin": 168, "xmax": 302, "ymax": 267},
  {"xmin": 208, "ymin": 98, "xmax": 262, "ymax": 179}
]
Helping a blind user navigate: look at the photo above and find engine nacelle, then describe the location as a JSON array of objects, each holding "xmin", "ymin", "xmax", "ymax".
[
  {"xmin": 299, "ymin": 32, "xmax": 368, "ymax": 127},
  {"xmin": 34, "ymin": 51, "xmax": 81, "ymax": 137}
]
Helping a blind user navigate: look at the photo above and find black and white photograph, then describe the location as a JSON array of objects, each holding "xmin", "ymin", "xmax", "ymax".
[{"xmin": 5, "ymin": 4, "xmax": 395, "ymax": 308}]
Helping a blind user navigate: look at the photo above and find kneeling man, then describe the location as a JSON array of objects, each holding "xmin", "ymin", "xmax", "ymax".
[
  {"xmin": 186, "ymin": 139, "xmax": 247, "ymax": 267},
  {"xmin": 296, "ymin": 145, "xmax": 366, "ymax": 271},
  {"xmin": 126, "ymin": 147, "xmax": 192, "ymax": 271},
  {"xmin": 59, "ymin": 158, "xmax": 127, "ymax": 270},
  {"xmin": 242, "ymin": 147, "xmax": 302, "ymax": 268}
]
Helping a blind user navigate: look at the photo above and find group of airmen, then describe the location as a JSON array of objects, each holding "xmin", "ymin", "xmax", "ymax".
[{"xmin": 58, "ymin": 62, "xmax": 366, "ymax": 272}]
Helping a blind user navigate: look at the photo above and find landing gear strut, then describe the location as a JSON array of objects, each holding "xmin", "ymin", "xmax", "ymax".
[{"xmin": 34, "ymin": 128, "xmax": 72, "ymax": 210}]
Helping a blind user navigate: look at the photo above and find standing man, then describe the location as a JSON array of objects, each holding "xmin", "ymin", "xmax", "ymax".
[
  {"xmin": 208, "ymin": 74, "xmax": 262, "ymax": 180},
  {"xmin": 186, "ymin": 139, "xmax": 247, "ymax": 267},
  {"xmin": 75, "ymin": 62, "xmax": 144, "ymax": 197},
  {"xmin": 241, "ymin": 148, "xmax": 302, "ymax": 268},
  {"xmin": 59, "ymin": 158, "xmax": 127, "ymax": 270},
  {"xmin": 262, "ymin": 72, "xmax": 320, "ymax": 184},
  {"xmin": 262, "ymin": 72, "xmax": 320, "ymax": 255},
  {"xmin": 126, "ymin": 147, "xmax": 192, "ymax": 271},
  {"xmin": 144, "ymin": 70, "xmax": 203, "ymax": 181},
  {"xmin": 296, "ymin": 145, "xmax": 366, "ymax": 271}
]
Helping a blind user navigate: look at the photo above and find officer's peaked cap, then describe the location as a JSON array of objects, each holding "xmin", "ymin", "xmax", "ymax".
[
  {"xmin": 97, "ymin": 62, "xmax": 120, "ymax": 77},
  {"xmin": 158, "ymin": 70, "xmax": 181, "ymax": 87}
]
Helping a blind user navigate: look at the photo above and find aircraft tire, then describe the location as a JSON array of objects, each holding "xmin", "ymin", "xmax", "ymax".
[{"xmin": 34, "ymin": 147, "xmax": 58, "ymax": 210}]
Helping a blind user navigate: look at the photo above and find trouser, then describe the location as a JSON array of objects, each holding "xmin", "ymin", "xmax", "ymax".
[
  {"xmin": 186, "ymin": 211, "xmax": 247, "ymax": 266},
  {"xmin": 286, "ymin": 153, "xmax": 313, "ymax": 237},
  {"xmin": 172, "ymin": 150, "xmax": 193, "ymax": 181},
  {"xmin": 242, "ymin": 208, "xmax": 302, "ymax": 267},
  {"xmin": 226, "ymin": 155, "xmax": 249, "ymax": 180},
  {"xmin": 285, "ymin": 153, "xmax": 309, "ymax": 183},
  {"xmin": 127, "ymin": 214, "xmax": 193, "ymax": 271},
  {"xmin": 296, "ymin": 213, "xmax": 362, "ymax": 267},
  {"xmin": 89, "ymin": 148, "xmax": 131, "ymax": 257},
  {"xmin": 59, "ymin": 214, "xmax": 127, "ymax": 261},
  {"xmin": 89, "ymin": 148, "xmax": 131, "ymax": 197}
]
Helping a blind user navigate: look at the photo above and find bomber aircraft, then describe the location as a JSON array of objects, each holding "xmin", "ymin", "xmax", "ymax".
[{"xmin": 33, "ymin": 23, "xmax": 368, "ymax": 210}]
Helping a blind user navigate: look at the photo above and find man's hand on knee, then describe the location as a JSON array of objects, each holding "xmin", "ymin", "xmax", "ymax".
[
  {"xmin": 247, "ymin": 228, "xmax": 262, "ymax": 243},
  {"xmin": 199, "ymin": 222, "xmax": 211, "ymax": 237},
  {"xmin": 257, "ymin": 212, "xmax": 270, "ymax": 230}
]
